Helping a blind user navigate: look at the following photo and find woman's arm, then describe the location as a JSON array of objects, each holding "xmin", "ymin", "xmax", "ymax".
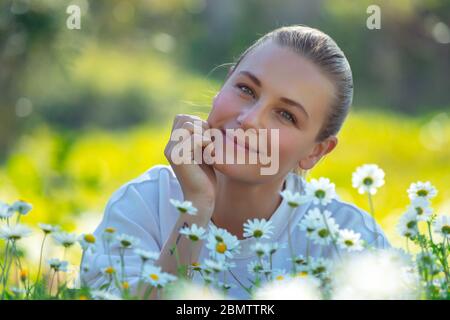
[{"xmin": 139, "ymin": 196, "xmax": 214, "ymax": 299}]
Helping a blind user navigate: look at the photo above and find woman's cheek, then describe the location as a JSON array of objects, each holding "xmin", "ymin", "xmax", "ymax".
[
  {"xmin": 208, "ymin": 90, "xmax": 240, "ymax": 122},
  {"xmin": 277, "ymin": 135, "xmax": 302, "ymax": 166}
]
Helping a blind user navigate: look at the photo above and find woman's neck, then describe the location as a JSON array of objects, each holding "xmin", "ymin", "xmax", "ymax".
[{"xmin": 211, "ymin": 170, "xmax": 287, "ymax": 240}]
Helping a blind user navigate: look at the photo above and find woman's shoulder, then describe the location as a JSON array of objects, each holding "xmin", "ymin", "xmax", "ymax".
[
  {"xmin": 103, "ymin": 164, "xmax": 183, "ymax": 221},
  {"xmin": 324, "ymin": 197, "xmax": 391, "ymax": 248}
]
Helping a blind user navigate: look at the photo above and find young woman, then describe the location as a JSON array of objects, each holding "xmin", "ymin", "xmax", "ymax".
[{"xmin": 81, "ymin": 25, "xmax": 390, "ymax": 299}]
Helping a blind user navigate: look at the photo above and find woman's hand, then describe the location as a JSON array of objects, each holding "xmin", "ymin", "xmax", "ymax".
[{"xmin": 164, "ymin": 114, "xmax": 217, "ymax": 208}]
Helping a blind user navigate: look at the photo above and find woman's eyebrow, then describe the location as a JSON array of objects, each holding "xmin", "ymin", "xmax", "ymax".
[{"xmin": 238, "ymin": 70, "xmax": 309, "ymax": 119}]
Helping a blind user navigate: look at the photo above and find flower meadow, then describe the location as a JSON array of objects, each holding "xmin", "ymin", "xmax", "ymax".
[{"xmin": 0, "ymin": 164, "xmax": 448, "ymax": 300}]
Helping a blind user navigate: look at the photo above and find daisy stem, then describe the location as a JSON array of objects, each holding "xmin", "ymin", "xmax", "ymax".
[
  {"xmin": 367, "ymin": 193, "xmax": 379, "ymax": 247},
  {"xmin": 49, "ymin": 270, "xmax": 56, "ymax": 296},
  {"xmin": 136, "ymin": 261, "xmax": 145, "ymax": 298},
  {"xmin": 306, "ymin": 237, "xmax": 310, "ymax": 264},
  {"xmin": 0, "ymin": 240, "xmax": 10, "ymax": 286},
  {"xmin": 34, "ymin": 233, "xmax": 47, "ymax": 294},
  {"xmin": 257, "ymin": 256, "xmax": 269, "ymax": 281},
  {"xmin": 103, "ymin": 238, "xmax": 124, "ymax": 295},
  {"xmin": 143, "ymin": 285, "xmax": 155, "ymax": 300},
  {"xmin": 405, "ymin": 238, "xmax": 410, "ymax": 254},
  {"xmin": 1, "ymin": 240, "xmax": 16, "ymax": 300},
  {"xmin": 228, "ymin": 269, "xmax": 252, "ymax": 296},
  {"xmin": 172, "ymin": 245, "xmax": 184, "ymax": 277},
  {"xmin": 320, "ymin": 209, "xmax": 342, "ymax": 261},
  {"xmin": 269, "ymin": 254, "xmax": 273, "ymax": 276},
  {"xmin": 287, "ymin": 208, "xmax": 297, "ymax": 274},
  {"xmin": 79, "ymin": 250, "xmax": 86, "ymax": 287},
  {"xmin": 119, "ymin": 248, "xmax": 126, "ymax": 283},
  {"xmin": 56, "ymin": 272, "xmax": 60, "ymax": 297},
  {"xmin": 440, "ymin": 237, "xmax": 450, "ymax": 283},
  {"xmin": 427, "ymin": 221, "xmax": 434, "ymax": 244}
]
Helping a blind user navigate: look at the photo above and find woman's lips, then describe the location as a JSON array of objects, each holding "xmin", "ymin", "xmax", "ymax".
[{"xmin": 220, "ymin": 128, "xmax": 260, "ymax": 154}]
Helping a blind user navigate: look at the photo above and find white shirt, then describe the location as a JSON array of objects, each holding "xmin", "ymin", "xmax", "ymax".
[{"xmin": 81, "ymin": 164, "xmax": 390, "ymax": 299}]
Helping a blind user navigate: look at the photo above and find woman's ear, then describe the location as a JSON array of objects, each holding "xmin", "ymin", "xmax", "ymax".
[{"xmin": 298, "ymin": 136, "xmax": 338, "ymax": 170}]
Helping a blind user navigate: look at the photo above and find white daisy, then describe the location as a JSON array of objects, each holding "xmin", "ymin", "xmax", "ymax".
[
  {"xmin": 310, "ymin": 220, "xmax": 340, "ymax": 246},
  {"xmin": 10, "ymin": 200, "xmax": 32, "ymax": 215},
  {"xmin": 305, "ymin": 177, "xmax": 337, "ymax": 206},
  {"xmin": 48, "ymin": 258, "xmax": 69, "ymax": 272},
  {"xmin": 266, "ymin": 242, "xmax": 283, "ymax": 255},
  {"xmin": 279, "ymin": 190, "xmax": 310, "ymax": 208},
  {"xmin": 247, "ymin": 260, "xmax": 267, "ymax": 275},
  {"xmin": 272, "ymin": 269, "xmax": 289, "ymax": 281},
  {"xmin": 204, "ymin": 259, "xmax": 227, "ymax": 273},
  {"xmin": 0, "ymin": 201, "xmax": 13, "ymax": 219},
  {"xmin": 397, "ymin": 224, "xmax": 418, "ymax": 239},
  {"xmin": 307, "ymin": 209, "xmax": 340, "ymax": 246},
  {"xmin": 433, "ymin": 215, "xmax": 450, "ymax": 238},
  {"xmin": 407, "ymin": 181, "xmax": 438, "ymax": 201},
  {"xmin": 290, "ymin": 255, "xmax": 309, "ymax": 272},
  {"xmin": 332, "ymin": 249, "xmax": 420, "ymax": 300},
  {"xmin": 337, "ymin": 229, "xmax": 364, "ymax": 252},
  {"xmin": 206, "ymin": 225, "xmax": 240, "ymax": 260},
  {"xmin": 102, "ymin": 227, "xmax": 117, "ymax": 242},
  {"xmin": 416, "ymin": 252, "xmax": 441, "ymax": 276},
  {"xmin": 253, "ymin": 276, "xmax": 322, "ymax": 300},
  {"xmin": 352, "ymin": 164, "xmax": 385, "ymax": 195},
  {"xmin": 0, "ymin": 224, "xmax": 32, "ymax": 241},
  {"xmin": 38, "ymin": 223, "xmax": 60, "ymax": 234},
  {"xmin": 298, "ymin": 208, "xmax": 323, "ymax": 236},
  {"xmin": 101, "ymin": 265, "xmax": 118, "ymax": 277},
  {"xmin": 309, "ymin": 257, "xmax": 333, "ymax": 278},
  {"xmin": 10, "ymin": 286, "xmax": 26, "ymax": 296},
  {"xmin": 408, "ymin": 197, "xmax": 433, "ymax": 222},
  {"xmin": 179, "ymin": 223, "xmax": 207, "ymax": 242},
  {"xmin": 189, "ymin": 261, "xmax": 204, "ymax": 273},
  {"xmin": 78, "ymin": 233, "xmax": 97, "ymax": 253},
  {"xmin": 250, "ymin": 242, "xmax": 270, "ymax": 257},
  {"xmin": 243, "ymin": 218, "xmax": 274, "ymax": 239},
  {"xmin": 90, "ymin": 290, "xmax": 122, "ymax": 300},
  {"xmin": 134, "ymin": 248, "xmax": 159, "ymax": 262},
  {"xmin": 116, "ymin": 233, "xmax": 140, "ymax": 249},
  {"xmin": 169, "ymin": 199, "xmax": 198, "ymax": 215},
  {"xmin": 141, "ymin": 264, "xmax": 177, "ymax": 287},
  {"xmin": 397, "ymin": 210, "xmax": 419, "ymax": 239},
  {"xmin": 81, "ymin": 263, "xmax": 90, "ymax": 273},
  {"xmin": 52, "ymin": 231, "xmax": 78, "ymax": 248}
]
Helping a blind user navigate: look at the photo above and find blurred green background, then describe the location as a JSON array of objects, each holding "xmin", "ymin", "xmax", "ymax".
[{"xmin": 0, "ymin": 0, "xmax": 449, "ymax": 255}]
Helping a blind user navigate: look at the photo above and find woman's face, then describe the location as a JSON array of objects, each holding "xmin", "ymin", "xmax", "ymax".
[{"xmin": 207, "ymin": 39, "xmax": 337, "ymax": 183}]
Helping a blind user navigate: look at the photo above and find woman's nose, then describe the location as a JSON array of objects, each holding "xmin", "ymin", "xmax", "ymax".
[{"xmin": 236, "ymin": 104, "xmax": 266, "ymax": 130}]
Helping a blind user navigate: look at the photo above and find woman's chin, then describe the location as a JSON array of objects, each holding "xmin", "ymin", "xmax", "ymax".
[{"xmin": 212, "ymin": 161, "xmax": 266, "ymax": 183}]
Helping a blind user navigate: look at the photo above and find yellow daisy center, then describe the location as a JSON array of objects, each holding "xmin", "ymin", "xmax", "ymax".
[
  {"xmin": 105, "ymin": 227, "xmax": 116, "ymax": 233},
  {"xmin": 20, "ymin": 269, "xmax": 28, "ymax": 281},
  {"xmin": 216, "ymin": 242, "xmax": 227, "ymax": 254},
  {"xmin": 150, "ymin": 274, "xmax": 159, "ymax": 281},
  {"xmin": 84, "ymin": 234, "xmax": 96, "ymax": 243},
  {"xmin": 105, "ymin": 267, "xmax": 115, "ymax": 274}
]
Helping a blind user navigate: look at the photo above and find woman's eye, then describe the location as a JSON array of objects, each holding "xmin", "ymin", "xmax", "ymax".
[
  {"xmin": 236, "ymin": 84, "xmax": 255, "ymax": 98},
  {"xmin": 279, "ymin": 110, "xmax": 296, "ymax": 123}
]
